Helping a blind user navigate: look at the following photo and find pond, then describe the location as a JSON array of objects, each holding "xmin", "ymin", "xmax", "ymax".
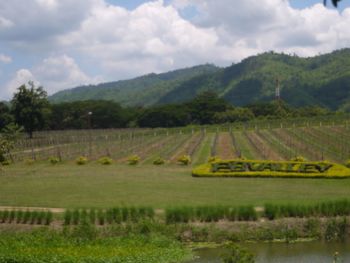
[{"xmin": 187, "ymin": 241, "xmax": 350, "ymax": 263}]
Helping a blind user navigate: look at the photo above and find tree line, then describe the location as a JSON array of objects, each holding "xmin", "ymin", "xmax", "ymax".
[{"xmin": 0, "ymin": 82, "xmax": 340, "ymax": 137}]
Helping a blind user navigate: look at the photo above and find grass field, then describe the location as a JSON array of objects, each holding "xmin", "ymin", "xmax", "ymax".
[{"xmin": 1, "ymin": 162, "xmax": 350, "ymax": 209}]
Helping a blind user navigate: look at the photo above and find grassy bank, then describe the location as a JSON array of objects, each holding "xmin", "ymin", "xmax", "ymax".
[
  {"xmin": 0, "ymin": 224, "xmax": 190, "ymax": 263},
  {"xmin": 1, "ymin": 163, "xmax": 350, "ymax": 208},
  {"xmin": 0, "ymin": 215, "xmax": 348, "ymax": 262}
]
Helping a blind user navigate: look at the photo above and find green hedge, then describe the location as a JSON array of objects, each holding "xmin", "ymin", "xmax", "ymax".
[{"xmin": 192, "ymin": 159, "xmax": 350, "ymax": 179}]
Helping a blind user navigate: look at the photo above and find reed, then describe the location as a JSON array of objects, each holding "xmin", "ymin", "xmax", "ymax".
[
  {"xmin": 97, "ymin": 209, "xmax": 105, "ymax": 225},
  {"xmin": 89, "ymin": 209, "xmax": 96, "ymax": 224},
  {"xmin": 264, "ymin": 199, "xmax": 350, "ymax": 219},
  {"xmin": 30, "ymin": 211, "xmax": 38, "ymax": 224},
  {"xmin": 15, "ymin": 210, "xmax": 23, "ymax": 224},
  {"xmin": 2, "ymin": 210, "xmax": 9, "ymax": 223},
  {"xmin": 45, "ymin": 211, "xmax": 53, "ymax": 225},
  {"xmin": 72, "ymin": 209, "xmax": 80, "ymax": 225},
  {"xmin": 9, "ymin": 210, "xmax": 16, "ymax": 223},
  {"xmin": 23, "ymin": 210, "xmax": 31, "ymax": 224},
  {"xmin": 64, "ymin": 210, "xmax": 72, "ymax": 225}
]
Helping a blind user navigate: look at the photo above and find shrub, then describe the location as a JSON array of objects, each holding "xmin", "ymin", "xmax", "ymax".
[
  {"xmin": 291, "ymin": 156, "xmax": 306, "ymax": 162},
  {"xmin": 98, "ymin": 156, "xmax": 113, "ymax": 165},
  {"xmin": 1, "ymin": 160, "xmax": 11, "ymax": 166},
  {"xmin": 153, "ymin": 157, "xmax": 165, "ymax": 165},
  {"xmin": 304, "ymin": 218, "xmax": 321, "ymax": 238},
  {"xmin": 345, "ymin": 160, "xmax": 350, "ymax": 168},
  {"xmin": 208, "ymin": 156, "xmax": 220, "ymax": 163},
  {"xmin": 128, "ymin": 155, "xmax": 140, "ymax": 165},
  {"xmin": 192, "ymin": 159, "xmax": 350, "ymax": 179},
  {"xmin": 178, "ymin": 155, "xmax": 191, "ymax": 165},
  {"xmin": 324, "ymin": 217, "xmax": 348, "ymax": 242},
  {"xmin": 48, "ymin": 157, "xmax": 60, "ymax": 164},
  {"xmin": 75, "ymin": 156, "xmax": 88, "ymax": 165}
]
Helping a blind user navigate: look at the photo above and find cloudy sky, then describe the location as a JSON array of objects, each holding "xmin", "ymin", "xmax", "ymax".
[{"xmin": 1, "ymin": 0, "xmax": 350, "ymax": 100}]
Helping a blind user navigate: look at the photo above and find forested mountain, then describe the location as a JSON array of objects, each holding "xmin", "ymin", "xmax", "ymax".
[
  {"xmin": 49, "ymin": 49, "xmax": 350, "ymax": 111},
  {"xmin": 49, "ymin": 64, "xmax": 219, "ymax": 107}
]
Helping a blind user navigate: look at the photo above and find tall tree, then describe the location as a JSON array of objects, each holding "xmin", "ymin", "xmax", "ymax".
[
  {"xmin": 187, "ymin": 91, "xmax": 228, "ymax": 125},
  {"xmin": 0, "ymin": 102, "xmax": 13, "ymax": 130},
  {"xmin": 11, "ymin": 81, "xmax": 50, "ymax": 138},
  {"xmin": 324, "ymin": 0, "xmax": 342, "ymax": 7}
]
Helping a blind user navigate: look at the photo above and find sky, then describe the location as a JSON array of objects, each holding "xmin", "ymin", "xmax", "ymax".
[{"xmin": 1, "ymin": 0, "xmax": 350, "ymax": 100}]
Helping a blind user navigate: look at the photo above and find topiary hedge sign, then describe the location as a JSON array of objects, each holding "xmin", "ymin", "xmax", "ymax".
[{"xmin": 192, "ymin": 159, "xmax": 350, "ymax": 179}]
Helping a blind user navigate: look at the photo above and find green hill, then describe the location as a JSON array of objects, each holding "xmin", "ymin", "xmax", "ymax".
[
  {"xmin": 49, "ymin": 64, "xmax": 219, "ymax": 107},
  {"xmin": 49, "ymin": 49, "xmax": 350, "ymax": 110}
]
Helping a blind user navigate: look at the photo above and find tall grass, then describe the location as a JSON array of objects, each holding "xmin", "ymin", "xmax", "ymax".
[
  {"xmin": 0, "ymin": 209, "xmax": 54, "ymax": 225},
  {"xmin": 165, "ymin": 205, "xmax": 258, "ymax": 224},
  {"xmin": 264, "ymin": 199, "xmax": 350, "ymax": 219},
  {"xmin": 62, "ymin": 206, "xmax": 155, "ymax": 225}
]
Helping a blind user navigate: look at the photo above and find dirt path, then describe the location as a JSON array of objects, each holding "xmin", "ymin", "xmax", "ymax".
[
  {"xmin": 272, "ymin": 129, "xmax": 318, "ymax": 160},
  {"xmin": 169, "ymin": 133, "xmax": 200, "ymax": 163},
  {"xmin": 215, "ymin": 132, "xmax": 236, "ymax": 159},
  {"xmin": 0, "ymin": 206, "xmax": 64, "ymax": 213},
  {"xmin": 0, "ymin": 206, "xmax": 263, "ymax": 214},
  {"xmin": 250, "ymin": 132, "xmax": 284, "ymax": 161}
]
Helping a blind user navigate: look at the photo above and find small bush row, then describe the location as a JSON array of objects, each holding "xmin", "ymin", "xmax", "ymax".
[
  {"xmin": 0, "ymin": 210, "xmax": 53, "ymax": 225},
  {"xmin": 177, "ymin": 155, "xmax": 191, "ymax": 165},
  {"xmin": 165, "ymin": 205, "xmax": 257, "ymax": 224},
  {"xmin": 264, "ymin": 199, "xmax": 350, "ymax": 220},
  {"xmin": 64, "ymin": 207, "xmax": 155, "ymax": 225}
]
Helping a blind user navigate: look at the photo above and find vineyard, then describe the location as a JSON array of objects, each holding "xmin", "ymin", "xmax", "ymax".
[{"xmin": 8, "ymin": 115, "xmax": 350, "ymax": 165}]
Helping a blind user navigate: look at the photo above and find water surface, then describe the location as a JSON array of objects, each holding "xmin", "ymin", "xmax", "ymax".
[{"xmin": 188, "ymin": 242, "xmax": 350, "ymax": 263}]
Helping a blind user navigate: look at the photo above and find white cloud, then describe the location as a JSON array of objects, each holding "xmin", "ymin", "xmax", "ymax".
[
  {"xmin": 0, "ymin": 54, "xmax": 12, "ymax": 63},
  {"xmin": 172, "ymin": 0, "xmax": 350, "ymax": 58},
  {"xmin": 33, "ymin": 54, "xmax": 102, "ymax": 94},
  {"xmin": 36, "ymin": 0, "xmax": 58, "ymax": 10},
  {"xmin": 0, "ymin": 0, "xmax": 99, "ymax": 42},
  {"xmin": 0, "ymin": 16, "xmax": 13, "ymax": 29},
  {"xmin": 2, "ymin": 0, "xmax": 350, "ymax": 98},
  {"xmin": 4, "ymin": 55, "xmax": 102, "ymax": 99},
  {"xmin": 5, "ymin": 69, "xmax": 38, "ymax": 99},
  {"xmin": 57, "ymin": 0, "xmax": 222, "ymax": 79}
]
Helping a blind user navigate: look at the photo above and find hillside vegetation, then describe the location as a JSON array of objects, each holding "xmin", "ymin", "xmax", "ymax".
[{"xmin": 49, "ymin": 49, "xmax": 350, "ymax": 110}]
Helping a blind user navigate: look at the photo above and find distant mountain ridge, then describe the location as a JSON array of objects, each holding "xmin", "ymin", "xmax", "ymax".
[
  {"xmin": 49, "ymin": 49, "xmax": 350, "ymax": 111},
  {"xmin": 49, "ymin": 64, "xmax": 219, "ymax": 107}
]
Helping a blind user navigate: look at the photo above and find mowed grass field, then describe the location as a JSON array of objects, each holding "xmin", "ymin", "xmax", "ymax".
[{"xmin": 1, "ymin": 162, "xmax": 350, "ymax": 209}]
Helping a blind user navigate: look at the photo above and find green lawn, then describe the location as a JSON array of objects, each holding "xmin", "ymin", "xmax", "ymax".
[{"xmin": 0, "ymin": 162, "xmax": 350, "ymax": 209}]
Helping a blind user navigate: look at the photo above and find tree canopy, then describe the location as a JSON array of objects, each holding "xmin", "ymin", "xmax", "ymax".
[
  {"xmin": 324, "ymin": 0, "xmax": 342, "ymax": 7},
  {"xmin": 11, "ymin": 82, "xmax": 50, "ymax": 138}
]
